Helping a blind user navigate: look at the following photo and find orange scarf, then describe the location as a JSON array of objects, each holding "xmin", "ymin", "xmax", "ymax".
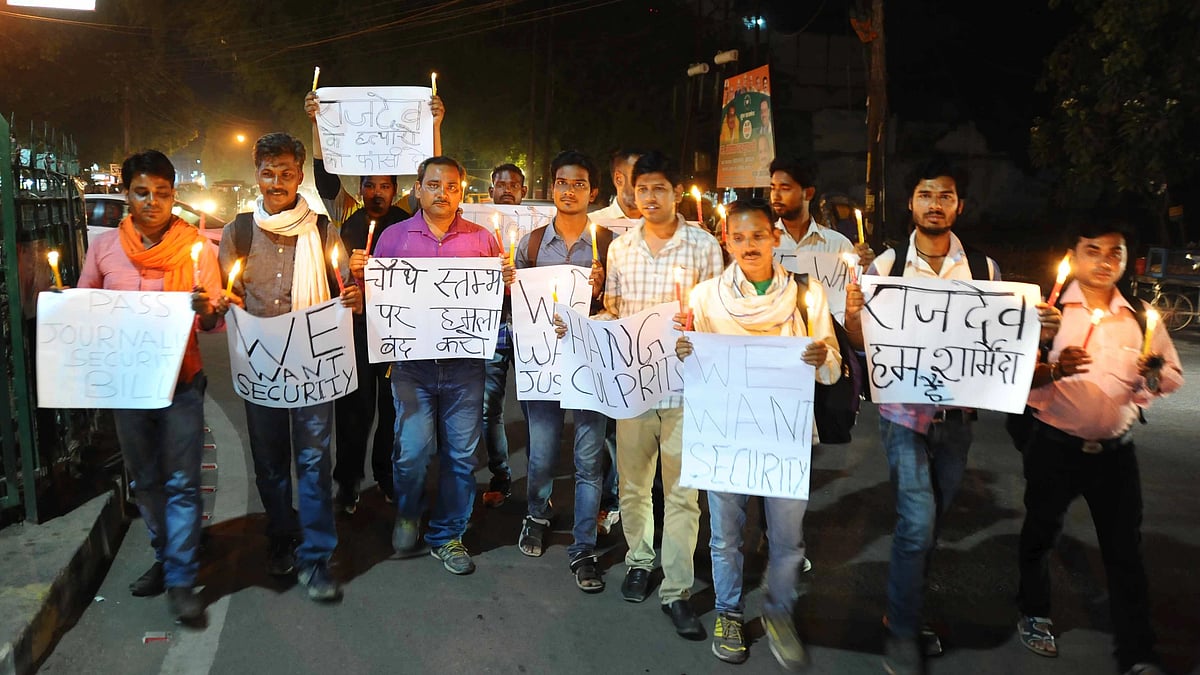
[{"xmin": 118, "ymin": 215, "xmax": 204, "ymax": 383}]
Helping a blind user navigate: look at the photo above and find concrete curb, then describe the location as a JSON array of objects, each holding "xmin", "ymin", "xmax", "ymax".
[{"xmin": 0, "ymin": 487, "xmax": 128, "ymax": 675}]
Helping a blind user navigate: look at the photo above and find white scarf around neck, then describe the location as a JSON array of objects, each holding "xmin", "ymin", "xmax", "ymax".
[
  {"xmin": 253, "ymin": 194, "xmax": 330, "ymax": 311},
  {"xmin": 715, "ymin": 262, "xmax": 804, "ymax": 335}
]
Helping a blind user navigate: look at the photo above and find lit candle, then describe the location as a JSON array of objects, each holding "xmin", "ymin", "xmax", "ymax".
[
  {"xmin": 842, "ymin": 252, "xmax": 859, "ymax": 285},
  {"xmin": 716, "ymin": 203, "xmax": 727, "ymax": 239},
  {"xmin": 551, "ymin": 278, "xmax": 558, "ymax": 304},
  {"xmin": 854, "ymin": 208, "xmax": 864, "ymax": 244},
  {"xmin": 331, "ymin": 245, "xmax": 346, "ymax": 295},
  {"xmin": 590, "ymin": 222, "xmax": 599, "ymax": 261},
  {"xmin": 685, "ymin": 286, "xmax": 699, "ymax": 331},
  {"xmin": 311, "ymin": 66, "xmax": 320, "ymax": 91},
  {"xmin": 1082, "ymin": 308, "xmax": 1103, "ymax": 350},
  {"xmin": 365, "ymin": 219, "xmax": 377, "ymax": 256},
  {"xmin": 430, "ymin": 71, "xmax": 438, "ymax": 97},
  {"xmin": 674, "ymin": 266, "xmax": 685, "ymax": 313},
  {"xmin": 509, "ymin": 231, "xmax": 517, "ymax": 266},
  {"xmin": 690, "ymin": 185, "xmax": 703, "ymax": 223},
  {"xmin": 226, "ymin": 258, "xmax": 242, "ymax": 296},
  {"xmin": 804, "ymin": 289, "xmax": 816, "ymax": 336},
  {"xmin": 1046, "ymin": 254, "xmax": 1071, "ymax": 306},
  {"xmin": 190, "ymin": 241, "xmax": 203, "ymax": 288},
  {"xmin": 1142, "ymin": 308, "xmax": 1159, "ymax": 356},
  {"xmin": 492, "ymin": 213, "xmax": 503, "ymax": 250},
  {"xmin": 47, "ymin": 250, "xmax": 63, "ymax": 289}
]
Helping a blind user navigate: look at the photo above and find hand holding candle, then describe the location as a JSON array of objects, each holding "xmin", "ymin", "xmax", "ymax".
[
  {"xmin": 685, "ymin": 286, "xmax": 698, "ymax": 331},
  {"xmin": 1142, "ymin": 308, "xmax": 1159, "ymax": 356},
  {"xmin": 190, "ymin": 241, "xmax": 203, "ymax": 288},
  {"xmin": 1082, "ymin": 308, "xmax": 1103, "ymax": 350},
  {"xmin": 842, "ymin": 252, "xmax": 860, "ymax": 285},
  {"xmin": 1047, "ymin": 254, "xmax": 1071, "ymax": 306},
  {"xmin": 551, "ymin": 279, "xmax": 558, "ymax": 304},
  {"xmin": 226, "ymin": 258, "xmax": 242, "ymax": 296},
  {"xmin": 331, "ymin": 245, "xmax": 346, "ymax": 294},
  {"xmin": 430, "ymin": 71, "xmax": 438, "ymax": 97},
  {"xmin": 674, "ymin": 266, "xmax": 685, "ymax": 313},
  {"xmin": 590, "ymin": 222, "xmax": 599, "ymax": 261},
  {"xmin": 311, "ymin": 66, "xmax": 320, "ymax": 91},
  {"xmin": 47, "ymin": 250, "xmax": 63, "ymax": 289},
  {"xmin": 854, "ymin": 208, "xmax": 865, "ymax": 245},
  {"xmin": 804, "ymin": 289, "xmax": 816, "ymax": 336},
  {"xmin": 716, "ymin": 203, "xmax": 727, "ymax": 240},
  {"xmin": 365, "ymin": 220, "xmax": 377, "ymax": 256},
  {"xmin": 509, "ymin": 231, "xmax": 517, "ymax": 266}
]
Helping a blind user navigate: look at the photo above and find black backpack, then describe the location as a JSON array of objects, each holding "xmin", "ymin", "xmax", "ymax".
[
  {"xmin": 793, "ymin": 273, "xmax": 863, "ymax": 444},
  {"xmin": 228, "ymin": 212, "xmax": 342, "ymax": 296}
]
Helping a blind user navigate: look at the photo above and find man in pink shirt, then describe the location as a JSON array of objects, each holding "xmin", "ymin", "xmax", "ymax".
[{"xmin": 352, "ymin": 156, "xmax": 501, "ymax": 576}]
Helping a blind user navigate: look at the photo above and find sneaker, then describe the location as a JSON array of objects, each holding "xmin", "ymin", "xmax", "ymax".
[
  {"xmin": 1017, "ymin": 615, "xmax": 1057, "ymax": 657},
  {"xmin": 297, "ymin": 560, "xmax": 343, "ymax": 602},
  {"xmin": 883, "ymin": 634, "xmax": 924, "ymax": 675},
  {"xmin": 129, "ymin": 561, "xmax": 165, "ymax": 597},
  {"xmin": 392, "ymin": 517, "xmax": 427, "ymax": 558},
  {"xmin": 267, "ymin": 537, "xmax": 297, "ymax": 577},
  {"xmin": 597, "ymin": 509, "xmax": 621, "ymax": 536},
  {"xmin": 334, "ymin": 482, "xmax": 359, "ymax": 516},
  {"xmin": 763, "ymin": 611, "xmax": 807, "ymax": 670},
  {"xmin": 711, "ymin": 613, "xmax": 748, "ymax": 664},
  {"xmin": 431, "ymin": 539, "xmax": 476, "ymax": 575},
  {"xmin": 166, "ymin": 586, "xmax": 205, "ymax": 623},
  {"xmin": 482, "ymin": 473, "xmax": 511, "ymax": 508}
]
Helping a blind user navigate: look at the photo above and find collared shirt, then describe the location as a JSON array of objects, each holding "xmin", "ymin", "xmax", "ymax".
[
  {"xmin": 1028, "ymin": 281, "xmax": 1183, "ymax": 440},
  {"xmin": 589, "ymin": 199, "xmax": 637, "ymax": 223},
  {"xmin": 866, "ymin": 231, "xmax": 1001, "ymax": 433},
  {"xmin": 373, "ymin": 210, "xmax": 501, "ymax": 259},
  {"xmin": 515, "ymin": 217, "xmax": 604, "ymax": 269},
  {"xmin": 774, "ymin": 217, "xmax": 854, "ymax": 258},
  {"xmin": 601, "ymin": 214, "xmax": 725, "ymax": 409}
]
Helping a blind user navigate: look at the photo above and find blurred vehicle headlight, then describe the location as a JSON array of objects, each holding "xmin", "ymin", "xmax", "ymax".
[{"xmin": 199, "ymin": 199, "xmax": 217, "ymax": 214}]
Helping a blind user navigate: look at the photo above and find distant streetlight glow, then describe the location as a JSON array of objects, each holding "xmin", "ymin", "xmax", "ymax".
[{"xmin": 235, "ymin": 133, "xmax": 246, "ymax": 143}]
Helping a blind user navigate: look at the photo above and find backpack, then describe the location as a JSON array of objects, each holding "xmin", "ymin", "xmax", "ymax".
[
  {"xmin": 793, "ymin": 273, "xmax": 863, "ymax": 444},
  {"xmin": 229, "ymin": 212, "xmax": 341, "ymax": 296},
  {"xmin": 527, "ymin": 221, "xmax": 614, "ymax": 314},
  {"xmin": 1005, "ymin": 287, "xmax": 1150, "ymax": 451}
]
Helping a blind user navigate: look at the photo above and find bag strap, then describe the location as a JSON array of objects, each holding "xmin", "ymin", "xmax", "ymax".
[
  {"xmin": 231, "ymin": 212, "xmax": 338, "ymax": 296},
  {"xmin": 526, "ymin": 224, "xmax": 547, "ymax": 268}
]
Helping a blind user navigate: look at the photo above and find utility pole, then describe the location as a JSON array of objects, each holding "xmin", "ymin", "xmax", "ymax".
[{"xmin": 854, "ymin": 0, "xmax": 887, "ymax": 246}]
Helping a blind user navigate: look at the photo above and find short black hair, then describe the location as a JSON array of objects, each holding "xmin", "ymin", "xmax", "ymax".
[
  {"xmin": 631, "ymin": 150, "xmax": 679, "ymax": 187},
  {"xmin": 550, "ymin": 150, "xmax": 598, "ymax": 187},
  {"xmin": 608, "ymin": 148, "xmax": 643, "ymax": 176},
  {"xmin": 1066, "ymin": 204, "xmax": 1139, "ymax": 251},
  {"xmin": 767, "ymin": 157, "xmax": 817, "ymax": 188},
  {"xmin": 417, "ymin": 156, "xmax": 466, "ymax": 183},
  {"xmin": 121, "ymin": 150, "xmax": 175, "ymax": 190},
  {"xmin": 725, "ymin": 197, "xmax": 773, "ymax": 223},
  {"xmin": 360, "ymin": 175, "xmax": 398, "ymax": 188},
  {"xmin": 490, "ymin": 163, "xmax": 525, "ymax": 185},
  {"xmin": 253, "ymin": 133, "xmax": 306, "ymax": 168},
  {"xmin": 905, "ymin": 154, "xmax": 968, "ymax": 198}
]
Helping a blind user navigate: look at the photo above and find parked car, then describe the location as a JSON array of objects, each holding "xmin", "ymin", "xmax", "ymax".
[{"xmin": 84, "ymin": 193, "xmax": 227, "ymax": 248}]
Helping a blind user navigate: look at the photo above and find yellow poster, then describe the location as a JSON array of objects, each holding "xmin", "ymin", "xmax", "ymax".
[{"xmin": 716, "ymin": 65, "xmax": 775, "ymax": 189}]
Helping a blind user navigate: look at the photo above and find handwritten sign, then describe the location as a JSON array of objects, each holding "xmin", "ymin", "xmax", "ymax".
[
  {"xmin": 363, "ymin": 257, "xmax": 503, "ymax": 362},
  {"xmin": 511, "ymin": 264, "xmax": 593, "ymax": 400},
  {"xmin": 777, "ymin": 251, "xmax": 849, "ymax": 322},
  {"xmin": 226, "ymin": 299, "xmax": 357, "ymax": 408},
  {"xmin": 460, "ymin": 203, "xmax": 557, "ymax": 247},
  {"xmin": 859, "ymin": 275, "xmax": 1042, "ymax": 413},
  {"xmin": 314, "ymin": 86, "xmax": 434, "ymax": 176},
  {"xmin": 556, "ymin": 302, "xmax": 682, "ymax": 418},
  {"xmin": 36, "ymin": 290, "xmax": 195, "ymax": 409},
  {"xmin": 679, "ymin": 332, "xmax": 815, "ymax": 499}
]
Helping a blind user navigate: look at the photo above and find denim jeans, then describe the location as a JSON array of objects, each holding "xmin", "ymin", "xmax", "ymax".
[
  {"xmin": 243, "ymin": 400, "xmax": 337, "ymax": 566},
  {"xmin": 333, "ymin": 318, "xmax": 396, "ymax": 491},
  {"xmin": 113, "ymin": 373, "xmax": 206, "ymax": 588},
  {"xmin": 709, "ymin": 490, "xmax": 808, "ymax": 617},
  {"xmin": 481, "ymin": 344, "xmax": 512, "ymax": 480},
  {"xmin": 391, "ymin": 359, "xmax": 484, "ymax": 547},
  {"xmin": 878, "ymin": 416, "xmax": 972, "ymax": 639},
  {"xmin": 599, "ymin": 417, "xmax": 620, "ymax": 512},
  {"xmin": 520, "ymin": 400, "xmax": 607, "ymax": 559}
]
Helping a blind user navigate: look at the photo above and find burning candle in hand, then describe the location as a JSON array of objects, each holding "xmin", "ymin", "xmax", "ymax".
[
  {"xmin": 430, "ymin": 71, "xmax": 438, "ymax": 97},
  {"xmin": 690, "ymin": 185, "xmax": 703, "ymax": 223},
  {"xmin": 716, "ymin": 203, "xmax": 727, "ymax": 240},
  {"xmin": 854, "ymin": 208, "xmax": 865, "ymax": 245},
  {"xmin": 842, "ymin": 252, "xmax": 860, "ymax": 285},
  {"xmin": 47, "ymin": 250, "xmax": 63, "ymax": 289},
  {"xmin": 1046, "ymin": 254, "xmax": 1071, "ymax": 306},
  {"xmin": 365, "ymin": 220, "xmax": 377, "ymax": 256},
  {"xmin": 674, "ymin": 266, "xmax": 685, "ymax": 313},
  {"xmin": 226, "ymin": 258, "xmax": 242, "ymax": 296},
  {"xmin": 685, "ymin": 286, "xmax": 698, "ymax": 331},
  {"xmin": 552, "ymin": 278, "xmax": 559, "ymax": 304},
  {"xmin": 331, "ymin": 245, "xmax": 346, "ymax": 294},
  {"xmin": 190, "ymin": 241, "xmax": 203, "ymax": 288},
  {"xmin": 804, "ymin": 289, "xmax": 816, "ymax": 336},
  {"xmin": 590, "ymin": 221, "xmax": 599, "ymax": 261},
  {"xmin": 311, "ymin": 66, "xmax": 320, "ymax": 91},
  {"xmin": 492, "ymin": 213, "xmax": 503, "ymax": 250},
  {"xmin": 1082, "ymin": 308, "xmax": 1103, "ymax": 350},
  {"xmin": 1142, "ymin": 308, "xmax": 1159, "ymax": 356},
  {"xmin": 509, "ymin": 231, "xmax": 517, "ymax": 266}
]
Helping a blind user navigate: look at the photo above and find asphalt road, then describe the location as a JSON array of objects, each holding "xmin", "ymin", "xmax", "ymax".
[{"xmin": 37, "ymin": 330, "xmax": 1200, "ymax": 675}]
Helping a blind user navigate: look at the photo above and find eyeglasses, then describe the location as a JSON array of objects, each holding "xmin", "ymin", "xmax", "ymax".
[{"xmin": 553, "ymin": 179, "xmax": 591, "ymax": 192}]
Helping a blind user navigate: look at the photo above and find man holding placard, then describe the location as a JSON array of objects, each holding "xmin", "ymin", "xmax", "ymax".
[
  {"xmin": 1013, "ymin": 213, "xmax": 1181, "ymax": 675},
  {"xmin": 598, "ymin": 150, "xmax": 724, "ymax": 639},
  {"xmin": 675, "ymin": 198, "xmax": 840, "ymax": 669},
  {"xmin": 356, "ymin": 156, "xmax": 501, "ymax": 576},
  {"xmin": 78, "ymin": 150, "xmax": 227, "ymax": 623},
  {"xmin": 220, "ymin": 133, "xmax": 360, "ymax": 603}
]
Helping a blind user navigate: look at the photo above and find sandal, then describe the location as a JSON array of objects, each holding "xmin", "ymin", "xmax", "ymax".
[
  {"xmin": 519, "ymin": 516, "xmax": 550, "ymax": 557},
  {"xmin": 1017, "ymin": 615, "xmax": 1058, "ymax": 657},
  {"xmin": 570, "ymin": 555, "xmax": 605, "ymax": 593}
]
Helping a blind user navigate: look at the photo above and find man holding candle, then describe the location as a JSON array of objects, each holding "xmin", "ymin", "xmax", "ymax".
[
  {"xmin": 768, "ymin": 157, "xmax": 874, "ymax": 268},
  {"xmin": 596, "ymin": 150, "xmax": 724, "ymax": 638},
  {"xmin": 352, "ymin": 156, "xmax": 501, "ymax": 576},
  {"xmin": 1014, "ymin": 213, "xmax": 1182, "ymax": 675},
  {"xmin": 501, "ymin": 150, "xmax": 612, "ymax": 590},
  {"xmin": 220, "ymin": 133, "xmax": 360, "ymax": 603},
  {"xmin": 674, "ymin": 198, "xmax": 840, "ymax": 669},
  {"xmin": 78, "ymin": 150, "xmax": 227, "ymax": 623}
]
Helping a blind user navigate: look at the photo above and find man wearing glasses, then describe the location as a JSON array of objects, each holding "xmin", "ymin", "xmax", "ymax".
[{"xmin": 352, "ymin": 156, "xmax": 501, "ymax": 576}]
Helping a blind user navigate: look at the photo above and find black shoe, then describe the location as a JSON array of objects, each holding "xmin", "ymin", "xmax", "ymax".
[
  {"xmin": 167, "ymin": 586, "xmax": 205, "ymax": 623},
  {"xmin": 130, "ymin": 562, "xmax": 165, "ymax": 597},
  {"xmin": 267, "ymin": 537, "xmax": 297, "ymax": 577},
  {"xmin": 334, "ymin": 482, "xmax": 359, "ymax": 516},
  {"xmin": 662, "ymin": 599, "xmax": 706, "ymax": 641},
  {"xmin": 621, "ymin": 567, "xmax": 651, "ymax": 603},
  {"xmin": 482, "ymin": 473, "xmax": 512, "ymax": 508},
  {"xmin": 297, "ymin": 560, "xmax": 343, "ymax": 602}
]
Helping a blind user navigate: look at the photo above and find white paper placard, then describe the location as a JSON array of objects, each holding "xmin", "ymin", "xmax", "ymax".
[
  {"xmin": 314, "ymin": 86, "xmax": 434, "ymax": 176},
  {"xmin": 511, "ymin": 264, "xmax": 593, "ymax": 400}
]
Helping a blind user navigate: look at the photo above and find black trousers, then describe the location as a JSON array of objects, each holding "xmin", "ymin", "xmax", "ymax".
[
  {"xmin": 333, "ymin": 318, "xmax": 397, "ymax": 493},
  {"xmin": 1017, "ymin": 419, "xmax": 1156, "ymax": 671}
]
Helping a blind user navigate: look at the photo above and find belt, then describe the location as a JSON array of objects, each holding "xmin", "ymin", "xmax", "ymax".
[
  {"xmin": 1033, "ymin": 419, "xmax": 1133, "ymax": 454},
  {"xmin": 931, "ymin": 409, "xmax": 978, "ymax": 424}
]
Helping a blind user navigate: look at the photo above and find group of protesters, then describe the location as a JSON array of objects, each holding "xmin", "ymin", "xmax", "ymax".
[{"xmin": 72, "ymin": 88, "xmax": 1182, "ymax": 675}]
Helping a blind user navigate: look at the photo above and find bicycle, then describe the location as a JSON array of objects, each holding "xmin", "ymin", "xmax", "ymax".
[{"xmin": 1147, "ymin": 280, "xmax": 1194, "ymax": 332}]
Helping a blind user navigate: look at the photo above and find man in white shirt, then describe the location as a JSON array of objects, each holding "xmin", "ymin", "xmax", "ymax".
[
  {"xmin": 769, "ymin": 157, "xmax": 873, "ymax": 264},
  {"xmin": 589, "ymin": 148, "xmax": 643, "ymax": 222}
]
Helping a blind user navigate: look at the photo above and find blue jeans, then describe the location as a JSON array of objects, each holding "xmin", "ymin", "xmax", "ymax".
[
  {"xmin": 391, "ymin": 359, "xmax": 483, "ymax": 547},
  {"xmin": 481, "ymin": 344, "xmax": 512, "ymax": 479},
  {"xmin": 709, "ymin": 490, "xmax": 808, "ymax": 617},
  {"xmin": 599, "ymin": 418, "xmax": 620, "ymax": 512},
  {"xmin": 113, "ymin": 373, "xmax": 206, "ymax": 588},
  {"xmin": 879, "ymin": 416, "xmax": 972, "ymax": 639},
  {"xmin": 243, "ymin": 400, "xmax": 337, "ymax": 566},
  {"xmin": 521, "ymin": 400, "xmax": 607, "ymax": 559}
]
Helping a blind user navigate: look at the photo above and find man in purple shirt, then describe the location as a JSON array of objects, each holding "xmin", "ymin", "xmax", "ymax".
[{"xmin": 352, "ymin": 156, "xmax": 501, "ymax": 576}]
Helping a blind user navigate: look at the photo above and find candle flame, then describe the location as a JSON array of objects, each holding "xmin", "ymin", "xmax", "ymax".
[
  {"xmin": 368, "ymin": 219, "xmax": 376, "ymax": 233},
  {"xmin": 47, "ymin": 250, "xmax": 59, "ymax": 266},
  {"xmin": 1146, "ymin": 308, "xmax": 1159, "ymax": 331},
  {"xmin": 674, "ymin": 266, "xmax": 684, "ymax": 284},
  {"xmin": 854, "ymin": 208, "xmax": 863, "ymax": 223},
  {"xmin": 716, "ymin": 204, "xmax": 726, "ymax": 219},
  {"xmin": 491, "ymin": 213, "xmax": 500, "ymax": 228},
  {"xmin": 1055, "ymin": 254, "xmax": 1071, "ymax": 283},
  {"xmin": 1090, "ymin": 308, "xmax": 1104, "ymax": 324},
  {"xmin": 190, "ymin": 241, "xmax": 203, "ymax": 262},
  {"xmin": 804, "ymin": 290, "xmax": 815, "ymax": 310},
  {"xmin": 331, "ymin": 244, "xmax": 340, "ymax": 266},
  {"xmin": 690, "ymin": 185, "xmax": 702, "ymax": 201},
  {"xmin": 229, "ymin": 259, "xmax": 242, "ymax": 280}
]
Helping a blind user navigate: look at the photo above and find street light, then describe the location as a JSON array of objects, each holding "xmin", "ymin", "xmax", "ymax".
[
  {"xmin": 687, "ymin": 63, "xmax": 710, "ymax": 77},
  {"xmin": 714, "ymin": 49, "xmax": 739, "ymax": 65},
  {"xmin": 235, "ymin": 133, "xmax": 246, "ymax": 144}
]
